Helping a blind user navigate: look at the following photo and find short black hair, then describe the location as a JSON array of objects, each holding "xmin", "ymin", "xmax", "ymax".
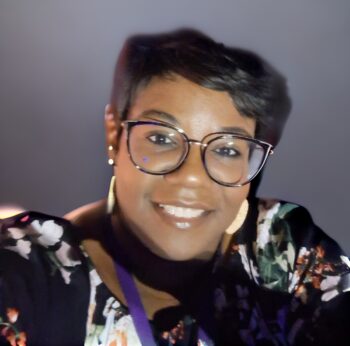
[{"xmin": 110, "ymin": 28, "xmax": 291, "ymax": 146}]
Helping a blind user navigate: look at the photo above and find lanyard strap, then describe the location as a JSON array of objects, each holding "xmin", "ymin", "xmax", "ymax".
[
  {"xmin": 114, "ymin": 260, "xmax": 214, "ymax": 346},
  {"xmin": 109, "ymin": 226, "xmax": 214, "ymax": 345},
  {"xmin": 114, "ymin": 259, "xmax": 157, "ymax": 346}
]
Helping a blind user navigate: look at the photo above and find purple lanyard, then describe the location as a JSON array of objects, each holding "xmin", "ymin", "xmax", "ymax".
[
  {"xmin": 113, "ymin": 255, "xmax": 214, "ymax": 346},
  {"xmin": 114, "ymin": 259, "xmax": 156, "ymax": 345}
]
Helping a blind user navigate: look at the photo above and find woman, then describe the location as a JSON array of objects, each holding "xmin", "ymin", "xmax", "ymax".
[{"xmin": 0, "ymin": 29, "xmax": 349, "ymax": 346}]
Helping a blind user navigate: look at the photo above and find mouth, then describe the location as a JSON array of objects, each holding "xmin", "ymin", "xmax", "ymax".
[
  {"xmin": 153, "ymin": 202, "xmax": 212, "ymax": 230},
  {"xmin": 158, "ymin": 204, "xmax": 205, "ymax": 218}
]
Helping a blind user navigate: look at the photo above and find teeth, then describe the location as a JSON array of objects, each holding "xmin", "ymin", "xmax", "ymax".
[
  {"xmin": 159, "ymin": 204, "xmax": 205, "ymax": 218},
  {"xmin": 175, "ymin": 222, "xmax": 190, "ymax": 229}
]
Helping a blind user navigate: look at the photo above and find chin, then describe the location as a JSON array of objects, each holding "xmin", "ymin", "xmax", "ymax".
[{"xmin": 147, "ymin": 240, "xmax": 216, "ymax": 262}]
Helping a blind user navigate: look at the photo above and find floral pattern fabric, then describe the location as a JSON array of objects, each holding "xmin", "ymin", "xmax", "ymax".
[{"xmin": 0, "ymin": 199, "xmax": 349, "ymax": 345}]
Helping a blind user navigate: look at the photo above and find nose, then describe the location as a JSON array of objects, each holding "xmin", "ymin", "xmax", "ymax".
[{"xmin": 164, "ymin": 142, "xmax": 211, "ymax": 188}]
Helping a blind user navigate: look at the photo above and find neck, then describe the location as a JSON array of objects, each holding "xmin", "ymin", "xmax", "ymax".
[{"xmin": 107, "ymin": 213, "xmax": 216, "ymax": 301}]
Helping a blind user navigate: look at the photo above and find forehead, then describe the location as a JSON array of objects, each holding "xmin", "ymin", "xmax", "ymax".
[{"xmin": 128, "ymin": 75, "xmax": 256, "ymax": 137}]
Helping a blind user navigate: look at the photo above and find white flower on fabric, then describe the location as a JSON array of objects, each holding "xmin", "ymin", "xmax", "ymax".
[
  {"xmin": 250, "ymin": 260, "xmax": 260, "ymax": 283},
  {"xmin": 298, "ymin": 247, "xmax": 310, "ymax": 259},
  {"xmin": 275, "ymin": 254, "xmax": 289, "ymax": 272},
  {"xmin": 6, "ymin": 227, "xmax": 27, "ymax": 240},
  {"xmin": 286, "ymin": 242, "xmax": 296, "ymax": 267},
  {"xmin": 103, "ymin": 297, "xmax": 121, "ymax": 318},
  {"xmin": 54, "ymin": 242, "xmax": 81, "ymax": 284},
  {"xmin": 238, "ymin": 245, "xmax": 260, "ymax": 284},
  {"xmin": 99, "ymin": 297, "xmax": 124, "ymax": 344},
  {"xmin": 100, "ymin": 301, "xmax": 117, "ymax": 345},
  {"xmin": 30, "ymin": 220, "xmax": 63, "ymax": 247},
  {"xmin": 256, "ymin": 202, "xmax": 281, "ymax": 249},
  {"xmin": 288, "ymin": 271, "xmax": 301, "ymax": 293},
  {"xmin": 340, "ymin": 255, "xmax": 350, "ymax": 268},
  {"xmin": 113, "ymin": 315, "xmax": 142, "ymax": 346},
  {"xmin": 4, "ymin": 239, "xmax": 32, "ymax": 259},
  {"xmin": 90, "ymin": 268, "xmax": 102, "ymax": 286},
  {"xmin": 59, "ymin": 268, "xmax": 72, "ymax": 284},
  {"xmin": 98, "ymin": 312, "xmax": 142, "ymax": 346},
  {"xmin": 238, "ymin": 245, "xmax": 250, "ymax": 275},
  {"xmin": 86, "ymin": 269, "xmax": 103, "ymax": 335},
  {"xmin": 55, "ymin": 241, "xmax": 81, "ymax": 267},
  {"xmin": 320, "ymin": 275, "xmax": 340, "ymax": 290},
  {"xmin": 321, "ymin": 289, "xmax": 339, "ymax": 302},
  {"xmin": 320, "ymin": 275, "xmax": 341, "ymax": 302}
]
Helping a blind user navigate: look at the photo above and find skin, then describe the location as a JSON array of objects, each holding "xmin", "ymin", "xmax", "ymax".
[{"xmin": 105, "ymin": 74, "xmax": 255, "ymax": 262}]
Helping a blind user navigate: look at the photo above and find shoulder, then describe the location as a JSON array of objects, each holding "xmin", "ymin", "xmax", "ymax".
[
  {"xmin": 0, "ymin": 210, "xmax": 75, "ymax": 249},
  {"xmin": 256, "ymin": 198, "xmax": 309, "ymax": 223},
  {"xmin": 250, "ymin": 198, "xmax": 350, "ymax": 300},
  {"xmin": 0, "ymin": 211, "xmax": 90, "ymax": 344},
  {"xmin": 64, "ymin": 199, "xmax": 107, "ymax": 240},
  {"xmin": 0, "ymin": 210, "xmax": 88, "ymax": 284},
  {"xmin": 255, "ymin": 198, "xmax": 344, "ymax": 253}
]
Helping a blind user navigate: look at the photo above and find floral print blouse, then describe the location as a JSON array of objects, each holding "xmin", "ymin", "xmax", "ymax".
[{"xmin": 0, "ymin": 198, "xmax": 349, "ymax": 345}]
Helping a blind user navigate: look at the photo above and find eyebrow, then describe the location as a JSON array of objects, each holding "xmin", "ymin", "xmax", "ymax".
[
  {"xmin": 136, "ymin": 109, "xmax": 254, "ymax": 138},
  {"xmin": 138, "ymin": 110, "xmax": 180, "ymax": 125}
]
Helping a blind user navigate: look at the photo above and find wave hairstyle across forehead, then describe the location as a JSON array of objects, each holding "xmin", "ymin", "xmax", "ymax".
[{"xmin": 110, "ymin": 28, "xmax": 291, "ymax": 148}]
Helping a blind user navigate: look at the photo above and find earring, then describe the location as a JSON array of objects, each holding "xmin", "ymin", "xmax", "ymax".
[
  {"xmin": 108, "ymin": 145, "xmax": 115, "ymax": 166},
  {"xmin": 225, "ymin": 199, "xmax": 249, "ymax": 235},
  {"xmin": 107, "ymin": 175, "xmax": 116, "ymax": 214}
]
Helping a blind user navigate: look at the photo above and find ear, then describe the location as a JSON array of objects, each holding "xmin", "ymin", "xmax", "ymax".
[{"xmin": 104, "ymin": 104, "xmax": 121, "ymax": 164}]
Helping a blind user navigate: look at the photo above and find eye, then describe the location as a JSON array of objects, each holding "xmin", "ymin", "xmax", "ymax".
[
  {"xmin": 213, "ymin": 146, "xmax": 240, "ymax": 158},
  {"xmin": 147, "ymin": 133, "xmax": 175, "ymax": 145}
]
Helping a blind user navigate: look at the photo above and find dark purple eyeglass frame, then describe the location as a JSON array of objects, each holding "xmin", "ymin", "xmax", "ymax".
[{"xmin": 121, "ymin": 119, "xmax": 274, "ymax": 187}]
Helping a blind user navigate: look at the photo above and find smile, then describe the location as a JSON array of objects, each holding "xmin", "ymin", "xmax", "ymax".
[{"xmin": 158, "ymin": 204, "xmax": 205, "ymax": 219}]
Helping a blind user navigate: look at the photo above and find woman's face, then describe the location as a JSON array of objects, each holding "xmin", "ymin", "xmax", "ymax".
[{"xmin": 109, "ymin": 75, "xmax": 255, "ymax": 261}]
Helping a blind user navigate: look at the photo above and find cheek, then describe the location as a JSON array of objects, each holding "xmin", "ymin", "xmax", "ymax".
[
  {"xmin": 115, "ymin": 147, "xmax": 144, "ymax": 204},
  {"xmin": 114, "ymin": 144, "xmax": 156, "ymax": 220}
]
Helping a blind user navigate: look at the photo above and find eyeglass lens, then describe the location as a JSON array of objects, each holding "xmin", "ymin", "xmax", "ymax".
[
  {"xmin": 129, "ymin": 123, "xmax": 186, "ymax": 173},
  {"xmin": 127, "ymin": 122, "xmax": 267, "ymax": 186}
]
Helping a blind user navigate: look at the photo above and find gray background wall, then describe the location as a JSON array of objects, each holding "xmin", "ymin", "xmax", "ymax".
[{"xmin": 1, "ymin": 1, "xmax": 349, "ymax": 253}]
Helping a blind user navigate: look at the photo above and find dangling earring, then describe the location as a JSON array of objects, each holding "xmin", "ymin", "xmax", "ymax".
[
  {"xmin": 108, "ymin": 145, "xmax": 115, "ymax": 166},
  {"xmin": 107, "ymin": 145, "xmax": 116, "ymax": 214},
  {"xmin": 107, "ymin": 175, "xmax": 116, "ymax": 214},
  {"xmin": 225, "ymin": 199, "xmax": 249, "ymax": 235}
]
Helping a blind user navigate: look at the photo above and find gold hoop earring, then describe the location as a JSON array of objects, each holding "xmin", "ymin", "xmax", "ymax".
[
  {"xmin": 225, "ymin": 199, "xmax": 249, "ymax": 235},
  {"xmin": 107, "ymin": 176, "xmax": 116, "ymax": 214}
]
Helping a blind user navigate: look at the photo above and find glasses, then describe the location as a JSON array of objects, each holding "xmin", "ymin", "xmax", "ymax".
[{"xmin": 121, "ymin": 120, "xmax": 274, "ymax": 187}]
